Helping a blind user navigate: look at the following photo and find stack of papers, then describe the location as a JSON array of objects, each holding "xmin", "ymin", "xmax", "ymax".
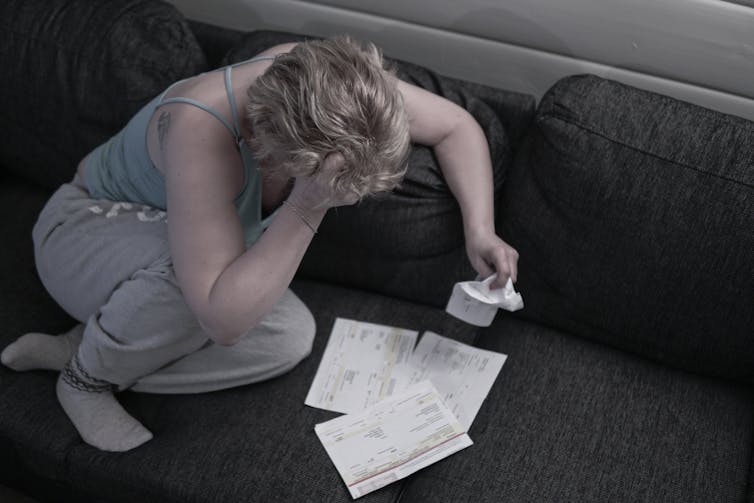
[{"xmin": 306, "ymin": 318, "xmax": 507, "ymax": 498}]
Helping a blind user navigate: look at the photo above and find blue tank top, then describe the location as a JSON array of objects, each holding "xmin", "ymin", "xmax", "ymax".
[{"xmin": 84, "ymin": 56, "xmax": 278, "ymax": 247}]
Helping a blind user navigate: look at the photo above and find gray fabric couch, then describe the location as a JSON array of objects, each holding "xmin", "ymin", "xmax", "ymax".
[{"xmin": 1, "ymin": 1, "xmax": 752, "ymax": 502}]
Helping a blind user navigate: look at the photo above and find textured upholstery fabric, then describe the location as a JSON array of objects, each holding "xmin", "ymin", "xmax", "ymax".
[
  {"xmin": 498, "ymin": 74, "xmax": 754, "ymax": 382},
  {"xmin": 0, "ymin": 0, "xmax": 207, "ymax": 190},
  {"xmin": 403, "ymin": 315, "xmax": 754, "ymax": 503},
  {"xmin": 187, "ymin": 20, "xmax": 245, "ymax": 69},
  {"xmin": 0, "ymin": 252, "xmax": 477, "ymax": 502},
  {"xmin": 224, "ymin": 31, "xmax": 536, "ymax": 308}
]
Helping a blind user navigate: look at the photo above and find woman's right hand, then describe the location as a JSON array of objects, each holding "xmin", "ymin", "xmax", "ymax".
[{"xmin": 287, "ymin": 153, "xmax": 359, "ymax": 210}]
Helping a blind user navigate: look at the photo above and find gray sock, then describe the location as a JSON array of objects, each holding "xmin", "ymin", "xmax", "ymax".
[
  {"xmin": 57, "ymin": 354, "xmax": 153, "ymax": 452},
  {"xmin": 1, "ymin": 324, "xmax": 84, "ymax": 372}
]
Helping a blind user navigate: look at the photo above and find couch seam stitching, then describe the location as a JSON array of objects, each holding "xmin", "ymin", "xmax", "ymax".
[{"xmin": 540, "ymin": 112, "xmax": 754, "ymax": 190}]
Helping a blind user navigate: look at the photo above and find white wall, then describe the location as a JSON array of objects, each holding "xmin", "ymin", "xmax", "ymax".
[{"xmin": 168, "ymin": 0, "xmax": 754, "ymax": 121}]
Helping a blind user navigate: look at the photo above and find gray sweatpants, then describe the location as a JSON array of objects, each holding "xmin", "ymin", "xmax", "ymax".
[{"xmin": 32, "ymin": 177, "xmax": 315, "ymax": 394}]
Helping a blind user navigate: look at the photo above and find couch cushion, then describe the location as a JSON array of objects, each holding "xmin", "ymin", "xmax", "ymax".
[
  {"xmin": 1, "ymin": 274, "xmax": 477, "ymax": 502},
  {"xmin": 402, "ymin": 314, "xmax": 753, "ymax": 503},
  {"xmin": 499, "ymin": 74, "xmax": 754, "ymax": 382},
  {"xmin": 223, "ymin": 30, "xmax": 536, "ymax": 308},
  {"xmin": 0, "ymin": 0, "xmax": 207, "ymax": 191}
]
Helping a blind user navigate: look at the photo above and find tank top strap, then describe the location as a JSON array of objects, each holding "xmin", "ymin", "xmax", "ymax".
[
  {"xmin": 154, "ymin": 54, "xmax": 281, "ymax": 145},
  {"xmin": 227, "ymin": 54, "xmax": 278, "ymax": 69},
  {"xmin": 224, "ymin": 55, "xmax": 279, "ymax": 135},
  {"xmin": 223, "ymin": 66, "xmax": 242, "ymax": 136},
  {"xmin": 156, "ymin": 97, "xmax": 239, "ymax": 141}
]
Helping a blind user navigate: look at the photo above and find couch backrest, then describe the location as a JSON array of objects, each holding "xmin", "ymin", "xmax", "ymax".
[
  {"xmin": 0, "ymin": 0, "xmax": 207, "ymax": 190},
  {"xmin": 499, "ymin": 74, "xmax": 754, "ymax": 382}
]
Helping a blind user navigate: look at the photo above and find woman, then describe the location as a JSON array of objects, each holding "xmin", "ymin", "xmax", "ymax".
[{"xmin": 1, "ymin": 36, "xmax": 519, "ymax": 451}]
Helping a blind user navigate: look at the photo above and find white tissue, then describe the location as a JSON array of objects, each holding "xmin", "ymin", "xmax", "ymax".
[{"xmin": 445, "ymin": 274, "xmax": 524, "ymax": 327}]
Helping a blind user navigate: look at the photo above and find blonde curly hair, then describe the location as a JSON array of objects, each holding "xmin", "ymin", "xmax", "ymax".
[{"xmin": 246, "ymin": 36, "xmax": 411, "ymax": 200}]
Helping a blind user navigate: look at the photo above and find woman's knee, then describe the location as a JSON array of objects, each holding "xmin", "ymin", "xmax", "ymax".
[
  {"xmin": 281, "ymin": 292, "xmax": 316, "ymax": 363},
  {"xmin": 261, "ymin": 290, "xmax": 316, "ymax": 366}
]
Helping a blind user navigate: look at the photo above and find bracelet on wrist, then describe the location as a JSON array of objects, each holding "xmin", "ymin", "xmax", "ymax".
[{"xmin": 282, "ymin": 200, "xmax": 318, "ymax": 235}]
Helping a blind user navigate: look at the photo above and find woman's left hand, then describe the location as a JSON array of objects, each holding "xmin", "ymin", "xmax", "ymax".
[{"xmin": 465, "ymin": 230, "xmax": 519, "ymax": 289}]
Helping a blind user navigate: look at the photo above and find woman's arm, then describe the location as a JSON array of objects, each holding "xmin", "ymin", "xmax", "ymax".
[
  {"xmin": 162, "ymin": 117, "xmax": 352, "ymax": 345},
  {"xmin": 159, "ymin": 106, "xmax": 339, "ymax": 345},
  {"xmin": 397, "ymin": 79, "xmax": 519, "ymax": 288}
]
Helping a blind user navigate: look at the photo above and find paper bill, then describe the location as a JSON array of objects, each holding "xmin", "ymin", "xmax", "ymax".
[
  {"xmin": 314, "ymin": 380, "xmax": 473, "ymax": 499},
  {"xmin": 401, "ymin": 331, "xmax": 508, "ymax": 430},
  {"xmin": 305, "ymin": 318, "xmax": 419, "ymax": 414}
]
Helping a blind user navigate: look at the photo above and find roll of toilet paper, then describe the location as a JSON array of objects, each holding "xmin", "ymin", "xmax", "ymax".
[{"xmin": 445, "ymin": 274, "xmax": 524, "ymax": 326}]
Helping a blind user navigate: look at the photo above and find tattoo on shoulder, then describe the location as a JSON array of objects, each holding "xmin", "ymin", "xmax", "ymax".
[{"xmin": 157, "ymin": 111, "xmax": 171, "ymax": 150}]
